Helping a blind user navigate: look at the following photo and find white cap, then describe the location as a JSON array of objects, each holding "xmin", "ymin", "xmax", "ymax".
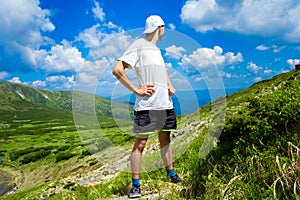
[{"xmin": 143, "ymin": 15, "xmax": 165, "ymax": 34}]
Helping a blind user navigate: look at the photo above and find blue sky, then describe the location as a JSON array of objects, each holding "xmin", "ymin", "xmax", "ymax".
[{"xmin": 0, "ymin": 0, "xmax": 300, "ymax": 97}]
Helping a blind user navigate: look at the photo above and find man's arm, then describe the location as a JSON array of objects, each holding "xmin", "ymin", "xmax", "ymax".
[
  {"xmin": 112, "ymin": 61, "xmax": 138, "ymax": 93},
  {"xmin": 112, "ymin": 60, "xmax": 155, "ymax": 97}
]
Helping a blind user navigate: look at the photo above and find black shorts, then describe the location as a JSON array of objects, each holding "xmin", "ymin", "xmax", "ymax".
[{"xmin": 133, "ymin": 109, "xmax": 177, "ymax": 134}]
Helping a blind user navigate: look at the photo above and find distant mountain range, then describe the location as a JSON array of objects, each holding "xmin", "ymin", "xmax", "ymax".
[{"xmin": 0, "ymin": 81, "xmax": 132, "ymax": 122}]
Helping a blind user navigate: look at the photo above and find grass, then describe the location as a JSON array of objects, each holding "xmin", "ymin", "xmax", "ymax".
[
  {"xmin": 0, "ymin": 110, "xmax": 135, "ymax": 199},
  {"xmin": 0, "ymin": 109, "xmax": 199, "ymax": 199},
  {"xmin": 1, "ymin": 70, "xmax": 300, "ymax": 199}
]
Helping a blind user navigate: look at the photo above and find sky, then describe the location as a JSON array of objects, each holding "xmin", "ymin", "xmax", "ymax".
[{"xmin": 0, "ymin": 0, "xmax": 300, "ymax": 98}]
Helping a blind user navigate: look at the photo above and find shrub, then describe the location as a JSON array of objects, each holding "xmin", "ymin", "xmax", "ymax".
[
  {"xmin": 55, "ymin": 151, "xmax": 74, "ymax": 162},
  {"xmin": 81, "ymin": 149, "xmax": 91, "ymax": 157},
  {"xmin": 58, "ymin": 145, "xmax": 70, "ymax": 151},
  {"xmin": 9, "ymin": 146, "xmax": 57, "ymax": 161},
  {"xmin": 20, "ymin": 149, "xmax": 51, "ymax": 164}
]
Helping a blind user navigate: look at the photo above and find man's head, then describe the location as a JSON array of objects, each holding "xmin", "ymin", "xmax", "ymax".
[{"xmin": 144, "ymin": 15, "xmax": 165, "ymax": 42}]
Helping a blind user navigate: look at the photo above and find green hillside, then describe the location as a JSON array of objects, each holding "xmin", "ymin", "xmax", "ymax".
[
  {"xmin": 0, "ymin": 81, "xmax": 133, "ymax": 138},
  {"xmin": 0, "ymin": 81, "xmax": 132, "ymax": 119},
  {"xmin": 1, "ymin": 70, "xmax": 299, "ymax": 199},
  {"xmin": 181, "ymin": 69, "xmax": 300, "ymax": 199},
  {"xmin": 0, "ymin": 82, "xmax": 135, "ymax": 198}
]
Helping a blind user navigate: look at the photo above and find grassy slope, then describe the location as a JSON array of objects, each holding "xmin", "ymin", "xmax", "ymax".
[
  {"xmin": 0, "ymin": 81, "xmax": 132, "ymax": 119},
  {"xmin": 0, "ymin": 82, "xmax": 135, "ymax": 198},
  {"xmin": 181, "ymin": 69, "xmax": 300, "ymax": 199},
  {"xmin": 1, "ymin": 70, "xmax": 300, "ymax": 199}
]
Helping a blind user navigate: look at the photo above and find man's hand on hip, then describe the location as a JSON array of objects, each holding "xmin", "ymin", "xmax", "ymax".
[
  {"xmin": 134, "ymin": 85, "xmax": 155, "ymax": 97},
  {"xmin": 168, "ymin": 87, "xmax": 176, "ymax": 96}
]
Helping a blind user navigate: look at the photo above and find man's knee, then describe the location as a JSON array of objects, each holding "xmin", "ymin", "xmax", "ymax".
[
  {"xmin": 133, "ymin": 139, "xmax": 147, "ymax": 153},
  {"xmin": 138, "ymin": 140, "xmax": 147, "ymax": 151}
]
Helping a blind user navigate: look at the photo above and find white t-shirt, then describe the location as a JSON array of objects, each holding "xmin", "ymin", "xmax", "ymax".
[{"xmin": 118, "ymin": 38, "xmax": 173, "ymax": 111}]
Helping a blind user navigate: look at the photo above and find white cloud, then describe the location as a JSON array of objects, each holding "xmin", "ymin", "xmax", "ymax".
[
  {"xmin": 8, "ymin": 77, "xmax": 22, "ymax": 84},
  {"xmin": 32, "ymin": 80, "xmax": 46, "ymax": 87},
  {"xmin": 225, "ymin": 51, "xmax": 243, "ymax": 64},
  {"xmin": 254, "ymin": 77, "xmax": 262, "ymax": 82},
  {"xmin": 0, "ymin": 0, "xmax": 126, "ymax": 94},
  {"xmin": 46, "ymin": 75, "xmax": 75, "ymax": 89},
  {"xmin": 181, "ymin": 0, "xmax": 217, "ymax": 33},
  {"xmin": 88, "ymin": 32, "xmax": 133, "ymax": 60},
  {"xmin": 168, "ymin": 23, "xmax": 176, "ymax": 30},
  {"xmin": 92, "ymin": 0, "xmax": 105, "ymax": 22},
  {"xmin": 181, "ymin": 0, "xmax": 300, "ymax": 42},
  {"xmin": 165, "ymin": 45, "xmax": 186, "ymax": 60},
  {"xmin": 264, "ymin": 69, "xmax": 272, "ymax": 74},
  {"xmin": 181, "ymin": 46, "xmax": 243, "ymax": 73},
  {"xmin": 0, "ymin": 0, "xmax": 54, "ymax": 47},
  {"xmin": 220, "ymin": 71, "xmax": 239, "ymax": 79},
  {"xmin": 78, "ymin": 58, "xmax": 110, "ymax": 80},
  {"xmin": 0, "ymin": 71, "xmax": 10, "ymax": 80},
  {"xmin": 76, "ymin": 24, "xmax": 131, "ymax": 60},
  {"xmin": 8, "ymin": 76, "xmax": 74, "ymax": 90},
  {"xmin": 256, "ymin": 45, "xmax": 269, "ymax": 51},
  {"xmin": 0, "ymin": 0, "xmax": 55, "ymax": 72},
  {"xmin": 257, "ymin": 44, "xmax": 285, "ymax": 53},
  {"xmin": 73, "ymin": 3, "xmax": 134, "ymax": 95},
  {"xmin": 194, "ymin": 77, "xmax": 204, "ymax": 82},
  {"xmin": 287, "ymin": 59, "xmax": 300, "ymax": 67},
  {"xmin": 74, "ymin": 57, "xmax": 113, "ymax": 94},
  {"xmin": 107, "ymin": 21, "xmax": 118, "ymax": 29},
  {"xmin": 247, "ymin": 62, "xmax": 262, "ymax": 72},
  {"xmin": 11, "ymin": 43, "xmax": 48, "ymax": 68},
  {"xmin": 42, "ymin": 41, "xmax": 84, "ymax": 73},
  {"xmin": 272, "ymin": 45, "xmax": 286, "ymax": 53},
  {"xmin": 77, "ymin": 72, "xmax": 97, "ymax": 86},
  {"xmin": 76, "ymin": 24, "xmax": 103, "ymax": 48}
]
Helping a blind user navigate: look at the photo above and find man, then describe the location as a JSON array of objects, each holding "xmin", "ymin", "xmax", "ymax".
[{"xmin": 112, "ymin": 15, "xmax": 181, "ymax": 198}]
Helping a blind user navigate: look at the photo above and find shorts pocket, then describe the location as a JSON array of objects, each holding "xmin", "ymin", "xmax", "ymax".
[{"xmin": 137, "ymin": 114, "xmax": 151, "ymax": 126}]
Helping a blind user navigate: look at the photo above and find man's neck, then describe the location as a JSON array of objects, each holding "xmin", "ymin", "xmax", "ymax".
[{"xmin": 145, "ymin": 34, "xmax": 156, "ymax": 44}]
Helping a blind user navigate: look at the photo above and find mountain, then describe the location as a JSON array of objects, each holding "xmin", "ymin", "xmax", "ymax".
[
  {"xmin": 0, "ymin": 81, "xmax": 132, "ymax": 119},
  {"xmin": 0, "ymin": 82, "xmax": 133, "ymax": 136}
]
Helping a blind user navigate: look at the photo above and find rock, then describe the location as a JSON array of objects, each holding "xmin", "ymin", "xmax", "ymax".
[
  {"xmin": 172, "ymin": 130, "xmax": 184, "ymax": 138},
  {"xmin": 102, "ymin": 171, "xmax": 109, "ymax": 176},
  {"xmin": 151, "ymin": 145, "xmax": 159, "ymax": 152}
]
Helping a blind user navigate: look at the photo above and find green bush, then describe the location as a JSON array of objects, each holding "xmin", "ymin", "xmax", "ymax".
[
  {"xmin": 57, "ymin": 145, "xmax": 70, "ymax": 151},
  {"xmin": 81, "ymin": 149, "xmax": 91, "ymax": 157},
  {"xmin": 9, "ymin": 146, "xmax": 56, "ymax": 161},
  {"xmin": 20, "ymin": 149, "xmax": 52, "ymax": 164},
  {"xmin": 55, "ymin": 151, "xmax": 74, "ymax": 162}
]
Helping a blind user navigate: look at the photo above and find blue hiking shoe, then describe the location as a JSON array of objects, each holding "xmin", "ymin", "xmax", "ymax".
[
  {"xmin": 170, "ymin": 174, "xmax": 181, "ymax": 183},
  {"xmin": 128, "ymin": 184, "xmax": 142, "ymax": 198}
]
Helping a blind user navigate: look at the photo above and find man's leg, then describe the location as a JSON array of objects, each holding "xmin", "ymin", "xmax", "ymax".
[
  {"xmin": 131, "ymin": 135, "xmax": 148, "ymax": 182},
  {"xmin": 129, "ymin": 135, "xmax": 148, "ymax": 198},
  {"xmin": 158, "ymin": 130, "xmax": 181, "ymax": 183},
  {"xmin": 158, "ymin": 130, "xmax": 173, "ymax": 170}
]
